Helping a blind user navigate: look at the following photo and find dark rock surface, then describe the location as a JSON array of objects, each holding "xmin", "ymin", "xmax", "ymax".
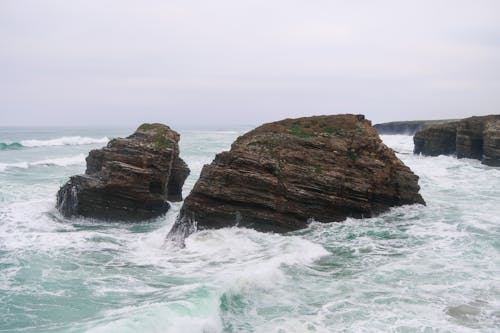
[
  {"xmin": 413, "ymin": 122, "xmax": 459, "ymax": 156},
  {"xmin": 57, "ymin": 123, "xmax": 190, "ymax": 221},
  {"xmin": 169, "ymin": 114, "xmax": 424, "ymax": 240},
  {"xmin": 483, "ymin": 120, "xmax": 500, "ymax": 167},
  {"xmin": 374, "ymin": 120, "xmax": 456, "ymax": 135},
  {"xmin": 413, "ymin": 115, "xmax": 500, "ymax": 165},
  {"xmin": 456, "ymin": 117, "xmax": 491, "ymax": 159}
]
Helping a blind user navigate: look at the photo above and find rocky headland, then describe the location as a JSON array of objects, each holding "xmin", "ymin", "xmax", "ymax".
[
  {"xmin": 413, "ymin": 115, "xmax": 500, "ymax": 166},
  {"xmin": 168, "ymin": 114, "xmax": 425, "ymax": 241},
  {"xmin": 57, "ymin": 123, "xmax": 190, "ymax": 220},
  {"xmin": 374, "ymin": 120, "xmax": 457, "ymax": 135}
]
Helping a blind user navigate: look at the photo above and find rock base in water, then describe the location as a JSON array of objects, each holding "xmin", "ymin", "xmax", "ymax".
[
  {"xmin": 413, "ymin": 115, "xmax": 500, "ymax": 166},
  {"xmin": 169, "ymin": 114, "xmax": 425, "ymax": 240},
  {"xmin": 57, "ymin": 123, "xmax": 190, "ymax": 221},
  {"xmin": 374, "ymin": 119, "xmax": 457, "ymax": 135}
]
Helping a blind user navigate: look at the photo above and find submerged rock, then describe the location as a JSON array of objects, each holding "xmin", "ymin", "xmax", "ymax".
[
  {"xmin": 168, "ymin": 114, "xmax": 424, "ymax": 240},
  {"xmin": 57, "ymin": 123, "xmax": 190, "ymax": 221},
  {"xmin": 413, "ymin": 115, "xmax": 500, "ymax": 165}
]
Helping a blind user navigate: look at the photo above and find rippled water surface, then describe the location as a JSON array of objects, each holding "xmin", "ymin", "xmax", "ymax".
[{"xmin": 0, "ymin": 128, "xmax": 499, "ymax": 332}]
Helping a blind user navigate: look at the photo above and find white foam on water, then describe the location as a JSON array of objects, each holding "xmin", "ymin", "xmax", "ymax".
[
  {"xmin": 85, "ymin": 301, "xmax": 223, "ymax": 333},
  {"xmin": 0, "ymin": 154, "xmax": 86, "ymax": 172},
  {"xmin": 1, "ymin": 131, "xmax": 500, "ymax": 332},
  {"xmin": 0, "ymin": 161, "xmax": 29, "ymax": 171},
  {"xmin": 20, "ymin": 136, "xmax": 109, "ymax": 147}
]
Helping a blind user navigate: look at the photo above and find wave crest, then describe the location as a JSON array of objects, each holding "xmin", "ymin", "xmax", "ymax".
[
  {"xmin": 0, "ymin": 154, "xmax": 86, "ymax": 172},
  {"xmin": 21, "ymin": 136, "xmax": 109, "ymax": 147},
  {"xmin": 0, "ymin": 136, "xmax": 109, "ymax": 150},
  {"xmin": 0, "ymin": 142, "xmax": 23, "ymax": 150}
]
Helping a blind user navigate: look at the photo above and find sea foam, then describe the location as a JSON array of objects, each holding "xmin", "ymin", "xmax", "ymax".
[
  {"xmin": 0, "ymin": 154, "xmax": 86, "ymax": 172},
  {"xmin": 0, "ymin": 136, "xmax": 109, "ymax": 150}
]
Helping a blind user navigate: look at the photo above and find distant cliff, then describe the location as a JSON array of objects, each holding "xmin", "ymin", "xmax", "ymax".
[
  {"xmin": 374, "ymin": 120, "xmax": 457, "ymax": 135},
  {"xmin": 413, "ymin": 115, "xmax": 500, "ymax": 166}
]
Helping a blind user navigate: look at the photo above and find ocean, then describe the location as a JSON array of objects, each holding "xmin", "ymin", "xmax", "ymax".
[{"xmin": 0, "ymin": 127, "xmax": 499, "ymax": 333}]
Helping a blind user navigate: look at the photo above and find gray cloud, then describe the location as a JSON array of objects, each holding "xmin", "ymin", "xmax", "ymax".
[{"xmin": 1, "ymin": 0, "xmax": 500, "ymax": 127}]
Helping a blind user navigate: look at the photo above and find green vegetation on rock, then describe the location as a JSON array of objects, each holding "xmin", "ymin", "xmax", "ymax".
[
  {"xmin": 138, "ymin": 123, "xmax": 170, "ymax": 133},
  {"xmin": 289, "ymin": 124, "xmax": 315, "ymax": 138},
  {"xmin": 346, "ymin": 149, "xmax": 359, "ymax": 161},
  {"xmin": 154, "ymin": 135, "xmax": 173, "ymax": 149}
]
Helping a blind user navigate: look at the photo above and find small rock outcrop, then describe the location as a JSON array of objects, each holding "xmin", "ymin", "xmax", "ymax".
[
  {"xmin": 57, "ymin": 123, "xmax": 190, "ymax": 220},
  {"xmin": 169, "ymin": 114, "xmax": 424, "ymax": 240},
  {"xmin": 374, "ymin": 120, "xmax": 456, "ymax": 135},
  {"xmin": 413, "ymin": 115, "xmax": 500, "ymax": 165}
]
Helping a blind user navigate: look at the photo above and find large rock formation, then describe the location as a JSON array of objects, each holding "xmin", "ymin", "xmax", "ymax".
[
  {"xmin": 483, "ymin": 120, "xmax": 500, "ymax": 167},
  {"xmin": 374, "ymin": 120, "xmax": 456, "ymax": 135},
  {"xmin": 57, "ymin": 123, "xmax": 190, "ymax": 221},
  {"xmin": 413, "ymin": 121, "xmax": 459, "ymax": 156},
  {"xmin": 413, "ymin": 115, "xmax": 500, "ymax": 165},
  {"xmin": 168, "ymin": 114, "xmax": 424, "ymax": 240}
]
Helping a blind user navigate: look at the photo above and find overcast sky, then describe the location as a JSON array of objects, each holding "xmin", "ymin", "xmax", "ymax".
[{"xmin": 1, "ymin": 0, "xmax": 500, "ymax": 127}]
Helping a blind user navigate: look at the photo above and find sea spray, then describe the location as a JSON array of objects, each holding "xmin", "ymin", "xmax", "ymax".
[
  {"xmin": 0, "ymin": 154, "xmax": 85, "ymax": 172},
  {"xmin": 20, "ymin": 136, "xmax": 109, "ymax": 147},
  {"xmin": 0, "ymin": 129, "xmax": 499, "ymax": 332}
]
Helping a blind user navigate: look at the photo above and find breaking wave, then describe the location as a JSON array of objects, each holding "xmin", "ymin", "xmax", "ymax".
[
  {"xmin": 0, "ymin": 136, "xmax": 109, "ymax": 150},
  {"xmin": 0, "ymin": 154, "xmax": 86, "ymax": 172}
]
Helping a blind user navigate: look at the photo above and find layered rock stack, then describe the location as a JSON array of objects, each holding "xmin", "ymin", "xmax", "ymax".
[
  {"xmin": 413, "ymin": 115, "xmax": 500, "ymax": 166},
  {"xmin": 57, "ymin": 123, "xmax": 189, "ymax": 221},
  {"xmin": 168, "ymin": 114, "xmax": 424, "ymax": 240}
]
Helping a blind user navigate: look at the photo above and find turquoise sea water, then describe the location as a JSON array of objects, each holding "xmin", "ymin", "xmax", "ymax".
[{"xmin": 0, "ymin": 128, "xmax": 499, "ymax": 332}]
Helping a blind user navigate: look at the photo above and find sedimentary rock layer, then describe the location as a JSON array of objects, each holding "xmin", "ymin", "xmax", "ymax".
[
  {"xmin": 57, "ymin": 123, "xmax": 189, "ymax": 220},
  {"xmin": 413, "ymin": 115, "xmax": 500, "ymax": 165},
  {"xmin": 169, "ymin": 114, "xmax": 424, "ymax": 239},
  {"xmin": 374, "ymin": 120, "xmax": 456, "ymax": 135},
  {"xmin": 483, "ymin": 120, "xmax": 500, "ymax": 167}
]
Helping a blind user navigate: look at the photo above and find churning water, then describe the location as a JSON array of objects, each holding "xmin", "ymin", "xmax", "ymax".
[{"xmin": 0, "ymin": 127, "xmax": 499, "ymax": 332}]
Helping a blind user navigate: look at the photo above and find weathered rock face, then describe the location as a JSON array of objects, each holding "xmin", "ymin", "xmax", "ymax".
[
  {"xmin": 413, "ymin": 115, "xmax": 500, "ymax": 165},
  {"xmin": 483, "ymin": 120, "xmax": 500, "ymax": 167},
  {"xmin": 413, "ymin": 122, "xmax": 458, "ymax": 156},
  {"xmin": 57, "ymin": 123, "xmax": 190, "ymax": 221},
  {"xmin": 374, "ymin": 120, "xmax": 456, "ymax": 135},
  {"xmin": 456, "ymin": 117, "xmax": 490, "ymax": 159},
  {"xmin": 168, "ymin": 114, "xmax": 424, "ymax": 240}
]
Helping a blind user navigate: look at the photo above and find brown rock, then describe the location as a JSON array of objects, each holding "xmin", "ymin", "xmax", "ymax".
[
  {"xmin": 168, "ymin": 114, "xmax": 424, "ymax": 240},
  {"xmin": 483, "ymin": 120, "xmax": 500, "ymax": 167},
  {"xmin": 413, "ymin": 122, "xmax": 458, "ymax": 156},
  {"xmin": 374, "ymin": 119, "xmax": 457, "ymax": 135},
  {"xmin": 56, "ymin": 123, "xmax": 190, "ymax": 221},
  {"xmin": 456, "ymin": 116, "xmax": 490, "ymax": 159},
  {"xmin": 413, "ymin": 115, "xmax": 500, "ymax": 165}
]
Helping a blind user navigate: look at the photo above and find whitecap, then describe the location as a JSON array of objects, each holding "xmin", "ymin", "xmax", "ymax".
[
  {"xmin": 0, "ymin": 154, "xmax": 85, "ymax": 172},
  {"xmin": 20, "ymin": 136, "xmax": 109, "ymax": 147}
]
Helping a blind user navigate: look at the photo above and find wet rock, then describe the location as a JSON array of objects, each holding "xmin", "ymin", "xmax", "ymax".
[
  {"xmin": 57, "ymin": 123, "xmax": 190, "ymax": 221},
  {"xmin": 169, "ymin": 114, "xmax": 424, "ymax": 240}
]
